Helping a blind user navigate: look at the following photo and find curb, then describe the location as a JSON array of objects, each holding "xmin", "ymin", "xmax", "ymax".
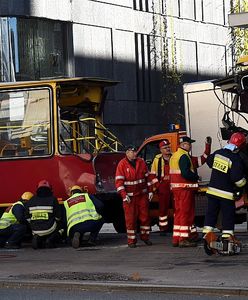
[{"xmin": 1, "ymin": 279, "xmax": 248, "ymax": 296}]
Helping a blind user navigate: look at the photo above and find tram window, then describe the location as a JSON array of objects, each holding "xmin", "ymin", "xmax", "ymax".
[
  {"xmin": 0, "ymin": 88, "xmax": 51, "ymax": 158},
  {"xmin": 59, "ymin": 112, "xmax": 96, "ymax": 156}
]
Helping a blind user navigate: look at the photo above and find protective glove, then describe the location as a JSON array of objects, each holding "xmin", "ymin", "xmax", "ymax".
[
  {"xmin": 148, "ymin": 192, "xmax": 153, "ymax": 202},
  {"xmin": 123, "ymin": 195, "xmax": 131, "ymax": 203},
  {"xmin": 205, "ymin": 136, "xmax": 212, "ymax": 144}
]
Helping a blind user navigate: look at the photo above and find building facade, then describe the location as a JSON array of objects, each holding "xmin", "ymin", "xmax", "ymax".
[{"xmin": 0, "ymin": 0, "xmax": 232, "ymax": 145}]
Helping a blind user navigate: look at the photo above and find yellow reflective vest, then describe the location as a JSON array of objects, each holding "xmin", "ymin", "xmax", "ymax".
[
  {"xmin": 0, "ymin": 201, "xmax": 23, "ymax": 229},
  {"xmin": 170, "ymin": 148, "xmax": 198, "ymax": 190},
  {"xmin": 64, "ymin": 193, "xmax": 102, "ymax": 235},
  {"xmin": 151, "ymin": 153, "xmax": 170, "ymax": 181}
]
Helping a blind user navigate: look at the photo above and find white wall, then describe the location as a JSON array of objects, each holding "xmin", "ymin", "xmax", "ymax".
[{"xmin": 184, "ymin": 80, "xmax": 248, "ymax": 182}]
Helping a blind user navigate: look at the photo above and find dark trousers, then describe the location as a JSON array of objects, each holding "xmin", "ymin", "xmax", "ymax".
[
  {"xmin": 204, "ymin": 195, "xmax": 235, "ymax": 231},
  {"xmin": 32, "ymin": 228, "xmax": 62, "ymax": 248},
  {"xmin": 0, "ymin": 224, "xmax": 27, "ymax": 246},
  {"xmin": 69, "ymin": 219, "xmax": 104, "ymax": 240}
]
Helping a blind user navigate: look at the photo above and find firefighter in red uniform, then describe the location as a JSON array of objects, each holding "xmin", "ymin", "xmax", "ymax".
[
  {"xmin": 150, "ymin": 139, "xmax": 171, "ymax": 235},
  {"xmin": 170, "ymin": 136, "xmax": 199, "ymax": 247},
  {"xmin": 115, "ymin": 145, "xmax": 153, "ymax": 248}
]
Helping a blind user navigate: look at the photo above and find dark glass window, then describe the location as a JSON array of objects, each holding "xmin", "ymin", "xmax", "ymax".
[
  {"xmin": 0, "ymin": 88, "xmax": 52, "ymax": 158},
  {"xmin": 135, "ymin": 33, "xmax": 152, "ymax": 102},
  {"xmin": 0, "ymin": 17, "xmax": 68, "ymax": 82}
]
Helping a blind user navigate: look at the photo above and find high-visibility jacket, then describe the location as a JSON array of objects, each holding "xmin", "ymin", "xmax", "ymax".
[
  {"xmin": 0, "ymin": 201, "xmax": 23, "ymax": 229},
  {"xmin": 64, "ymin": 192, "xmax": 102, "ymax": 235},
  {"xmin": 150, "ymin": 141, "xmax": 211, "ymax": 190},
  {"xmin": 150, "ymin": 154, "xmax": 170, "ymax": 189},
  {"xmin": 206, "ymin": 148, "xmax": 246, "ymax": 200},
  {"xmin": 170, "ymin": 148, "xmax": 198, "ymax": 190},
  {"xmin": 115, "ymin": 157, "xmax": 153, "ymax": 199}
]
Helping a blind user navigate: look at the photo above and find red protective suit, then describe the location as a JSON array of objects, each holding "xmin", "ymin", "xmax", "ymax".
[
  {"xmin": 150, "ymin": 140, "xmax": 211, "ymax": 236},
  {"xmin": 170, "ymin": 147, "xmax": 199, "ymax": 245},
  {"xmin": 150, "ymin": 154, "xmax": 171, "ymax": 232},
  {"xmin": 115, "ymin": 157, "xmax": 152, "ymax": 245}
]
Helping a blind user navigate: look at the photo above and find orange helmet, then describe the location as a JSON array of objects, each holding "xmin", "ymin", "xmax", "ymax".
[
  {"xmin": 37, "ymin": 180, "xmax": 51, "ymax": 189},
  {"xmin": 21, "ymin": 192, "xmax": 34, "ymax": 201},
  {"xmin": 229, "ymin": 132, "xmax": 246, "ymax": 149}
]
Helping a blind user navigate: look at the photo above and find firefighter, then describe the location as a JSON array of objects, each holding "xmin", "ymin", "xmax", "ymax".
[
  {"xmin": 203, "ymin": 132, "xmax": 247, "ymax": 242},
  {"xmin": 25, "ymin": 180, "xmax": 63, "ymax": 249},
  {"xmin": 150, "ymin": 139, "xmax": 171, "ymax": 235},
  {"xmin": 170, "ymin": 136, "xmax": 199, "ymax": 247},
  {"xmin": 0, "ymin": 192, "xmax": 33, "ymax": 249},
  {"xmin": 115, "ymin": 145, "xmax": 153, "ymax": 248},
  {"xmin": 64, "ymin": 185, "xmax": 104, "ymax": 249}
]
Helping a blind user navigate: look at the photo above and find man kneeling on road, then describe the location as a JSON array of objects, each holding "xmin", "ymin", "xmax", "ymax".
[
  {"xmin": 64, "ymin": 185, "xmax": 104, "ymax": 249},
  {"xmin": 0, "ymin": 192, "xmax": 33, "ymax": 249},
  {"xmin": 25, "ymin": 180, "xmax": 63, "ymax": 249}
]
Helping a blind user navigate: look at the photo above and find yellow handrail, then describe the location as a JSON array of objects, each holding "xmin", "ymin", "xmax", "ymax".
[{"xmin": 61, "ymin": 117, "xmax": 123, "ymax": 153}]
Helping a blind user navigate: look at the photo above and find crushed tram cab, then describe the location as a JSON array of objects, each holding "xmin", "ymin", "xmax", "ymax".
[{"xmin": 0, "ymin": 77, "xmax": 127, "ymax": 232}]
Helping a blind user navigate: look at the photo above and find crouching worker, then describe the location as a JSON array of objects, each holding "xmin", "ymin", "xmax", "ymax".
[
  {"xmin": 25, "ymin": 180, "xmax": 63, "ymax": 249},
  {"xmin": 64, "ymin": 185, "xmax": 104, "ymax": 249},
  {"xmin": 0, "ymin": 192, "xmax": 33, "ymax": 249}
]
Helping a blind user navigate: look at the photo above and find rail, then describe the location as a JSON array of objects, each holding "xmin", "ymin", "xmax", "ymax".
[{"xmin": 61, "ymin": 117, "xmax": 123, "ymax": 153}]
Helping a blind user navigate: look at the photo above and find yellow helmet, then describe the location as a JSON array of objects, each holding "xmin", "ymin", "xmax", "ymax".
[
  {"xmin": 70, "ymin": 185, "xmax": 83, "ymax": 194},
  {"xmin": 21, "ymin": 191, "xmax": 34, "ymax": 201}
]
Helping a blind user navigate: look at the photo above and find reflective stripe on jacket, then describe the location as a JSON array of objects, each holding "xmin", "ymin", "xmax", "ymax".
[
  {"xmin": 0, "ymin": 201, "xmax": 23, "ymax": 229},
  {"xmin": 25, "ymin": 195, "xmax": 61, "ymax": 236},
  {"xmin": 169, "ymin": 148, "xmax": 198, "ymax": 190},
  {"xmin": 64, "ymin": 192, "xmax": 102, "ymax": 235},
  {"xmin": 206, "ymin": 149, "xmax": 246, "ymax": 200},
  {"xmin": 151, "ymin": 154, "xmax": 170, "ymax": 181},
  {"xmin": 115, "ymin": 157, "xmax": 153, "ymax": 199}
]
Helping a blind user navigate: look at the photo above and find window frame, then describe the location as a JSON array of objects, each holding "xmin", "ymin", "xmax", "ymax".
[{"xmin": 0, "ymin": 85, "xmax": 54, "ymax": 159}]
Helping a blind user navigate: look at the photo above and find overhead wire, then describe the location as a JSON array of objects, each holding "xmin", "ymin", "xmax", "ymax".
[{"xmin": 213, "ymin": 86, "xmax": 248, "ymax": 125}]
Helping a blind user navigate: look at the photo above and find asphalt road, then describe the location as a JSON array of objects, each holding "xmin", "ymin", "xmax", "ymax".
[{"xmin": 1, "ymin": 223, "xmax": 248, "ymax": 298}]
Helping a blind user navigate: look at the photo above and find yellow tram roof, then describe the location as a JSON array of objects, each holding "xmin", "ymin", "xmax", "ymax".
[{"xmin": 0, "ymin": 77, "xmax": 119, "ymax": 90}]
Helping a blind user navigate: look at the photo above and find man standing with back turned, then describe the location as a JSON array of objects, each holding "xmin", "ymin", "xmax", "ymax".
[
  {"xmin": 115, "ymin": 145, "xmax": 153, "ymax": 248},
  {"xmin": 203, "ymin": 132, "xmax": 247, "ymax": 244}
]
